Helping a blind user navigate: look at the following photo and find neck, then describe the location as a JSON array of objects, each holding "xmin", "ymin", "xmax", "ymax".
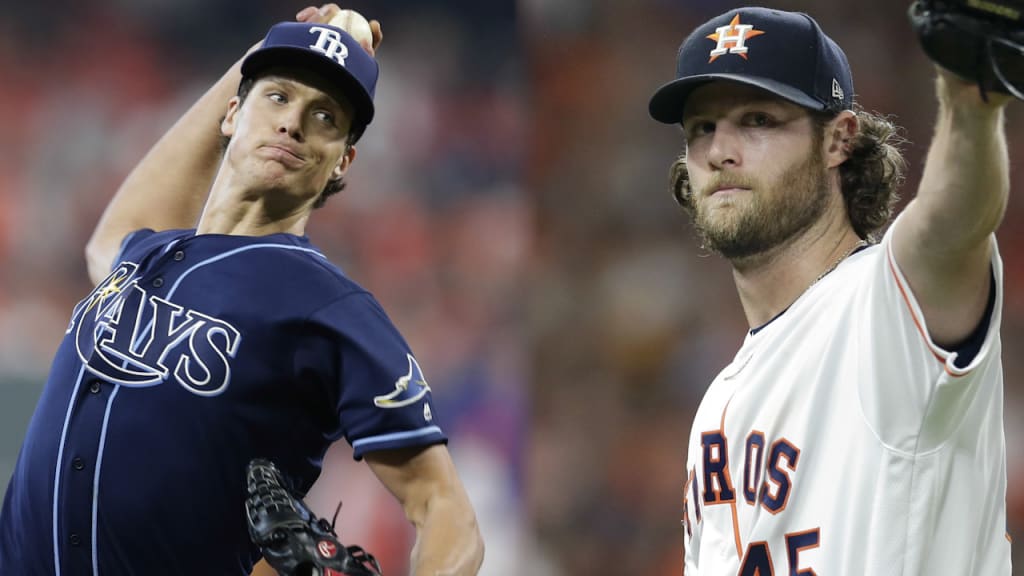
[
  {"xmin": 731, "ymin": 211, "xmax": 863, "ymax": 329},
  {"xmin": 195, "ymin": 166, "xmax": 313, "ymax": 237}
]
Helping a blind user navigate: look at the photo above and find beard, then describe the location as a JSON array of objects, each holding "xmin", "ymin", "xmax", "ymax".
[{"xmin": 689, "ymin": 144, "xmax": 830, "ymax": 261}]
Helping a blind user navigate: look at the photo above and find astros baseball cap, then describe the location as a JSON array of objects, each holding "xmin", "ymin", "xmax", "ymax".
[
  {"xmin": 649, "ymin": 7, "xmax": 854, "ymax": 124},
  {"xmin": 242, "ymin": 21, "xmax": 378, "ymax": 142}
]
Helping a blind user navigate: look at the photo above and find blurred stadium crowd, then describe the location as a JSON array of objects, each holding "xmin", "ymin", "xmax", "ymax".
[{"xmin": 0, "ymin": 0, "xmax": 1021, "ymax": 574}]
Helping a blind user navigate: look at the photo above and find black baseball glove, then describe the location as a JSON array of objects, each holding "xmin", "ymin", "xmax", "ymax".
[
  {"xmin": 245, "ymin": 458, "xmax": 383, "ymax": 576},
  {"xmin": 909, "ymin": 0, "xmax": 1024, "ymax": 99}
]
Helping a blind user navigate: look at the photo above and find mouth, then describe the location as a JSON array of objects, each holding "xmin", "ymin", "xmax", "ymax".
[
  {"xmin": 259, "ymin": 144, "xmax": 306, "ymax": 168},
  {"xmin": 709, "ymin": 186, "xmax": 750, "ymax": 197}
]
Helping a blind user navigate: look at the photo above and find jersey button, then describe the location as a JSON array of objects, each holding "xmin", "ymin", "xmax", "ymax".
[
  {"xmin": 152, "ymin": 277, "xmax": 164, "ymax": 288},
  {"xmin": 173, "ymin": 250, "xmax": 185, "ymax": 261},
  {"xmin": 69, "ymin": 533, "xmax": 81, "ymax": 546},
  {"xmin": 72, "ymin": 458, "xmax": 85, "ymax": 471},
  {"xmin": 89, "ymin": 381, "xmax": 101, "ymax": 394}
]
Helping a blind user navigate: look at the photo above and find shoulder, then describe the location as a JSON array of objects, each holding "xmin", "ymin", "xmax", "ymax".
[
  {"xmin": 239, "ymin": 237, "xmax": 370, "ymax": 301},
  {"xmin": 116, "ymin": 228, "xmax": 194, "ymax": 263},
  {"xmin": 184, "ymin": 234, "xmax": 378, "ymax": 311}
]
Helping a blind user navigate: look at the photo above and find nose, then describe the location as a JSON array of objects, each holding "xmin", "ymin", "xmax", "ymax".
[
  {"xmin": 276, "ymin": 108, "xmax": 305, "ymax": 142},
  {"xmin": 705, "ymin": 122, "xmax": 740, "ymax": 169}
]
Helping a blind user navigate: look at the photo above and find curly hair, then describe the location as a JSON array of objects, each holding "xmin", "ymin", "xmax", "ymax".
[
  {"xmin": 221, "ymin": 77, "xmax": 354, "ymax": 209},
  {"xmin": 670, "ymin": 105, "xmax": 906, "ymax": 241}
]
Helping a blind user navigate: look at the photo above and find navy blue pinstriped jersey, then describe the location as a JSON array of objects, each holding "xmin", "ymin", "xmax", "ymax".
[{"xmin": 0, "ymin": 229, "xmax": 447, "ymax": 575}]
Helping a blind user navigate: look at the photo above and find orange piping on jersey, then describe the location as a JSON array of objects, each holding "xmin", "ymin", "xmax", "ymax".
[
  {"xmin": 729, "ymin": 501, "xmax": 742, "ymax": 559},
  {"xmin": 719, "ymin": 395, "xmax": 743, "ymax": 559},
  {"xmin": 886, "ymin": 247, "xmax": 965, "ymax": 378}
]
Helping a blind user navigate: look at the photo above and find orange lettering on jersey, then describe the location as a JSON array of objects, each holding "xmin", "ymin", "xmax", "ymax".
[
  {"xmin": 700, "ymin": 431, "xmax": 737, "ymax": 504},
  {"xmin": 682, "ymin": 468, "xmax": 696, "ymax": 537},
  {"xmin": 760, "ymin": 438, "xmax": 800, "ymax": 514},
  {"xmin": 738, "ymin": 541, "xmax": 775, "ymax": 575},
  {"xmin": 785, "ymin": 528, "xmax": 820, "ymax": 576},
  {"xmin": 743, "ymin": 431, "xmax": 766, "ymax": 505}
]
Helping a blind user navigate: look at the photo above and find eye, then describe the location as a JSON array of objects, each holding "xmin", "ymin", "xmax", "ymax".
[
  {"xmin": 743, "ymin": 112, "xmax": 774, "ymax": 127},
  {"xmin": 268, "ymin": 92, "xmax": 287, "ymax": 104},
  {"xmin": 685, "ymin": 120, "xmax": 715, "ymax": 139},
  {"xmin": 314, "ymin": 110, "xmax": 335, "ymax": 125}
]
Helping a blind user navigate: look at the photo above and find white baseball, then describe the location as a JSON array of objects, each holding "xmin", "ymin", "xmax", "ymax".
[{"xmin": 328, "ymin": 9, "xmax": 374, "ymax": 53}]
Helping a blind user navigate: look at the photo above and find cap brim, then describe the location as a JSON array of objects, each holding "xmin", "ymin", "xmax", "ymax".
[
  {"xmin": 241, "ymin": 46, "xmax": 375, "ymax": 140},
  {"xmin": 648, "ymin": 74, "xmax": 825, "ymax": 125}
]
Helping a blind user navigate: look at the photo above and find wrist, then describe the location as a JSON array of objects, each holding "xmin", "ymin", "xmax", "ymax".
[{"xmin": 936, "ymin": 67, "xmax": 1013, "ymax": 111}]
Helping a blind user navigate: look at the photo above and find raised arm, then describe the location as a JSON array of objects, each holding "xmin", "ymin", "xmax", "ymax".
[
  {"xmin": 83, "ymin": 48, "xmax": 248, "ymax": 285},
  {"xmin": 892, "ymin": 69, "xmax": 1012, "ymax": 347},
  {"xmin": 84, "ymin": 4, "xmax": 383, "ymax": 285},
  {"xmin": 365, "ymin": 445, "xmax": 484, "ymax": 575}
]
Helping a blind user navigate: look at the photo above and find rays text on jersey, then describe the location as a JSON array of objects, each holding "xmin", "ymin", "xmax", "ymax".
[{"xmin": 67, "ymin": 263, "xmax": 242, "ymax": 395}]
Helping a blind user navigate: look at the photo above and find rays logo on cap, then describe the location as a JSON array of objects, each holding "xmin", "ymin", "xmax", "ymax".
[
  {"xmin": 374, "ymin": 354, "xmax": 432, "ymax": 408},
  {"xmin": 707, "ymin": 13, "xmax": 765, "ymax": 63},
  {"xmin": 308, "ymin": 26, "xmax": 350, "ymax": 66}
]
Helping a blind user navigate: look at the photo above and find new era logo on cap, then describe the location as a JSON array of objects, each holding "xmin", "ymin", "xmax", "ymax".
[
  {"xmin": 649, "ymin": 8, "xmax": 854, "ymax": 124},
  {"xmin": 241, "ymin": 22, "xmax": 379, "ymax": 142},
  {"xmin": 832, "ymin": 78, "xmax": 845, "ymax": 100}
]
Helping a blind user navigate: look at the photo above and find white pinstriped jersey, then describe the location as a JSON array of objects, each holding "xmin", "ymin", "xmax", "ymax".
[{"xmin": 682, "ymin": 217, "xmax": 1011, "ymax": 575}]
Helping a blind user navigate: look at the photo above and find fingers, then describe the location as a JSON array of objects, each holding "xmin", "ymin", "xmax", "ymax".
[
  {"xmin": 295, "ymin": 4, "xmax": 341, "ymax": 24},
  {"xmin": 318, "ymin": 3, "xmax": 342, "ymax": 22},
  {"xmin": 294, "ymin": 5, "xmax": 383, "ymax": 58},
  {"xmin": 295, "ymin": 6, "xmax": 318, "ymax": 21}
]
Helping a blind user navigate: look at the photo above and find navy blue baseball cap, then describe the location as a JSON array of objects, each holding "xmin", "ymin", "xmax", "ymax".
[
  {"xmin": 649, "ymin": 7, "xmax": 854, "ymax": 124},
  {"xmin": 242, "ymin": 21, "xmax": 378, "ymax": 142}
]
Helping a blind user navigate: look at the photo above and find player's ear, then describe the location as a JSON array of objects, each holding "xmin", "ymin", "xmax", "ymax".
[
  {"xmin": 824, "ymin": 110, "xmax": 858, "ymax": 169},
  {"xmin": 330, "ymin": 144, "xmax": 356, "ymax": 182},
  {"xmin": 221, "ymin": 96, "xmax": 243, "ymax": 138}
]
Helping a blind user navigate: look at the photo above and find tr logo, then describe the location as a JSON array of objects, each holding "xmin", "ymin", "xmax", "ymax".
[
  {"xmin": 707, "ymin": 13, "xmax": 765, "ymax": 63},
  {"xmin": 309, "ymin": 26, "xmax": 349, "ymax": 66},
  {"xmin": 67, "ymin": 263, "xmax": 242, "ymax": 396}
]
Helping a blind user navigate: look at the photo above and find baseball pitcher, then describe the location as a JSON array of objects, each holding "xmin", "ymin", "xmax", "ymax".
[{"xmin": 649, "ymin": 4, "xmax": 1014, "ymax": 574}]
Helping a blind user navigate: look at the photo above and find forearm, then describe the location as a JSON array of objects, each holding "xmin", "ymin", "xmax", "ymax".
[
  {"xmin": 408, "ymin": 489, "xmax": 484, "ymax": 576},
  {"xmin": 912, "ymin": 73, "xmax": 1010, "ymax": 251},
  {"xmin": 365, "ymin": 445, "xmax": 484, "ymax": 576},
  {"xmin": 893, "ymin": 71, "xmax": 1010, "ymax": 345},
  {"xmin": 85, "ymin": 52, "xmax": 248, "ymax": 282}
]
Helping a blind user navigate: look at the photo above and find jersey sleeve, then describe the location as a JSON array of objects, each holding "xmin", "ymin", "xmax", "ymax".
[
  {"xmin": 303, "ymin": 292, "xmax": 447, "ymax": 460},
  {"xmin": 857, "ymin": 214, "xmax": 1004, "ymax": 453}
]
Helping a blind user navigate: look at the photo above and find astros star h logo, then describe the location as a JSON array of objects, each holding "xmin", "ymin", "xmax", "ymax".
[{"xmin": 707, "ymin": 13, "xmax": 765, "ymax": 63}]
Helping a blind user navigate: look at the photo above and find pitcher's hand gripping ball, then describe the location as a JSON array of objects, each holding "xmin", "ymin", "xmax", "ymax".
[
  {"xmin": 329, "ymin": 9, "xmax": 374, "ymax": 53},
  {"xmin": 246, "ymin": 459, "xmax": 383, "ymax": 576}
]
